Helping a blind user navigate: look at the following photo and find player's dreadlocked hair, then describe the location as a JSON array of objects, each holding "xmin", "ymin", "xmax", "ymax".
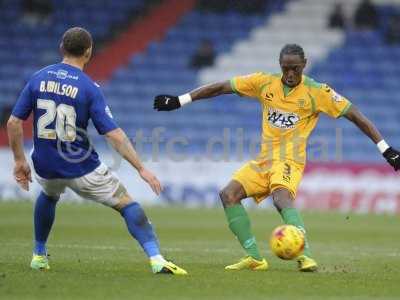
[
  {"xmin": 279, "ymin": 44, "xmax": 305, "ymax": 62},
  {"xmin": 61, "ymin": 27, "xmax": 93, "ymax": 57}
]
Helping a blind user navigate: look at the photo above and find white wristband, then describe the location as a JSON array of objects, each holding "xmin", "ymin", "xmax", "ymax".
[
  {"xmin": 377, "ymin": 140, "xmax": 390, "ymax": 154},
  {"xmin": 178, "ymin": 93, "xmax": 192, "ymax": 106}
]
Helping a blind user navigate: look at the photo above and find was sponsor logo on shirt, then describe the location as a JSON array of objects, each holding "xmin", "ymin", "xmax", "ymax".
[{"xmin": 267, "ymin": 107, "xmax": 300, "ymax": 129}]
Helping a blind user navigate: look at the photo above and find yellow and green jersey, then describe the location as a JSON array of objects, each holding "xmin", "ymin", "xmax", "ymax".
[{"xmin": 230, "ymin": 72, "xmax": 352, "ymax": 167}]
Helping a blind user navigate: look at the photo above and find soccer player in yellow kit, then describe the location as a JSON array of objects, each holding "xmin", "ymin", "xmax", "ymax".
[{"xmin": 154, "ymin": 44, "xmax": 400, "ymax": 272}]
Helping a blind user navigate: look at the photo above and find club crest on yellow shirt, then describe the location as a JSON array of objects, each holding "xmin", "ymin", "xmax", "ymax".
[{"xmin": 297, "ymin": 99, "xmax": 305, "ymax": 108}]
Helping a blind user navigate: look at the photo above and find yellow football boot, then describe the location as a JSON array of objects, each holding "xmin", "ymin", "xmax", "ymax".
[
  {"xmin": 225, "ymin": 256, "xmax": 268, "ymax": 271},
  {"xmin": 30, "ymin": 254, "xmax": 50, "ymax": 270},
  {"xmin": 297, "ymin": 255, "xmax": 318, "ymax": 272},
  {"xmin": 150, "ymin": 260, "xmax": 188, "ymax": 275}
]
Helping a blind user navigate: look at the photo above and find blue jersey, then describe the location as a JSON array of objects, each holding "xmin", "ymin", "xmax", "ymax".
[{"xmin": 12, "ymin": 63, "xmax": 118, "ymax": 179}]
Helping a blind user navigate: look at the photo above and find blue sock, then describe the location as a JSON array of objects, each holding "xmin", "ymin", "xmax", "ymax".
[
  {"xmin": 120, "ymin": 202, "xmax": 161, "ymax": 258},
  {"xmin": 34, "ymin": 192, "xmax": 58, "ymax": 255}
]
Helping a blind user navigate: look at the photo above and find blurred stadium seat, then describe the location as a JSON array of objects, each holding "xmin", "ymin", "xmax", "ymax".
[
  {"xmin": 311, "ymin": 5, "xmax": 400, "ymax": 162},
  {"xmin": 0, "ymin": 0, "xmax": 146, "ymax": 106}
]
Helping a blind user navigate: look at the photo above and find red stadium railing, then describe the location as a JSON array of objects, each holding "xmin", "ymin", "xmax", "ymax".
[{"xmin": 86, "ymin": 0, "xmax": 196, "ymax": 82}]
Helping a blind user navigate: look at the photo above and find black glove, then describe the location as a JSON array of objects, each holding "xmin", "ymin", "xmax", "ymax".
[
  {"xmin": 383, "ymin": 147, "xmax": 400, "ymax": 171},
  {"xmin": 153, "ymin": 95, "xmax": 181, "ymax": 111}
]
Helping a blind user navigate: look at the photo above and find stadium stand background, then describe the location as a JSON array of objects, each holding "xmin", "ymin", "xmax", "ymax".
[{"xmin": 1, "ymin": 0, "xmax": 400, "ymax": 165}]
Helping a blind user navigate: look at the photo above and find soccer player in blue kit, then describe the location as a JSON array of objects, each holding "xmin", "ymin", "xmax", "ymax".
[{"xmin": 7, "ymin": 27, "xmax": 187, "ymax": 275}]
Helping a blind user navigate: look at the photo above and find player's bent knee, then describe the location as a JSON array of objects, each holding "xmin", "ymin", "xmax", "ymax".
[
  {"xmin": 219, "ymin": 180, "xmax": 247, "ymax": 207},
  {"xmin": 219, "ymin": 188, "xmax": 240, "ymax": 207},
  {"xmin": 272, "ymin": 187, "xmax": 294, "ymax": 211},
  {"xmin": 112, "ymin": 184, "xmax": 134, "ymax": 212},
  {"xmin": 42, "ymin": 191, "xmax": 60, "ymax": 203}
]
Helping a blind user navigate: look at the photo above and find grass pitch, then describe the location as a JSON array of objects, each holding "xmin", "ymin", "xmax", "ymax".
[{"xmin": 0, "ymin": 201, "xmax": 399, "ymax": 300}]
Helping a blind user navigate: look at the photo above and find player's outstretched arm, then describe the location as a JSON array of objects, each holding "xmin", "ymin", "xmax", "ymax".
[
  {"xmin": 105, "ymin": 128, "xmax": 162, "ymax": 195},
  {"xmin": 344, "ymin": 105, "xmax": 400, "ymax": 171},
  {"xmin": 7, "ymin": 116, "xmax": 32, "ymax": 191},
  {"xmin": 154, "ymin": 80, "xmax": 233, "ymax": 111}
]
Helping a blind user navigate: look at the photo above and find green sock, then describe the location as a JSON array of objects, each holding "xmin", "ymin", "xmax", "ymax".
[
  {"xmin": 224, "ymin": 204, "xmax": 262, "ymax": 260},
  {"xmin": 280, "ymin": 208, "xmax": 312, "ymax": 258}
]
